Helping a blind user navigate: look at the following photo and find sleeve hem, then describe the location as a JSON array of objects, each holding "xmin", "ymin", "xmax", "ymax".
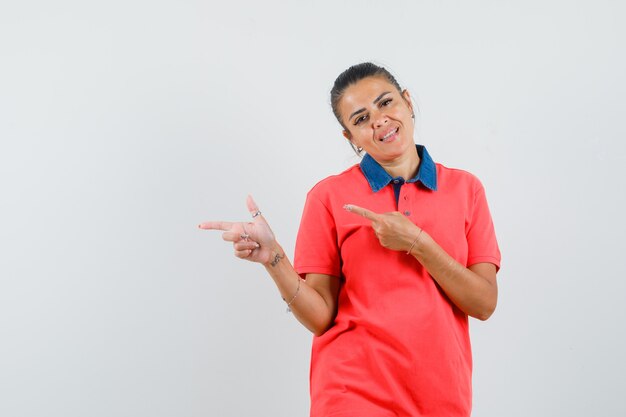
[
  {"xmin": 294, "ymin": 265, "xmax": 341, "ymax": 279},
  {"xmin": 467, "ymin": 256, "xmax": 501, "ymax": 272}
]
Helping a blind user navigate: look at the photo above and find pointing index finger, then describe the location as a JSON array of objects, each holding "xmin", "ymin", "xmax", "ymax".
[
  {"xmin": 343, "ymin": 204, "xmax": 380, "ymax": 221},
  {"xmin": 198, "ymin": 221, "xmax": 234, "ymax": 231}
]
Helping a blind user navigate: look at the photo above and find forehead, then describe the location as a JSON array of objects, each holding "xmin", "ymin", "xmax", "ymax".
[{"xmin": 338, "ymin": 76, "xmax": 399, "ymax": 118}]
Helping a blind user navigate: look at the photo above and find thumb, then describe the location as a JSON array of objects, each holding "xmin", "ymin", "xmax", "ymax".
[{"xmin": 246, "ymin": 194, "xmax": 265, "ymax": 221}]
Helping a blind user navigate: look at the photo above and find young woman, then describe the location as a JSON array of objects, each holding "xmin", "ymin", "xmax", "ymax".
[{"xmin": 200, "ymin": 62, "xmax": 501, "ymax": 417}]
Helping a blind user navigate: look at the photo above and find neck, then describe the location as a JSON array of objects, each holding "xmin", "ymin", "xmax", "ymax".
[{"xmin": 379, "ymin": 146, "xmax": 420, "ymax": 179}]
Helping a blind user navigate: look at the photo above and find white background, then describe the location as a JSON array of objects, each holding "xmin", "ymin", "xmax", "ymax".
[{"xmin": 1, "ymin": 1, "xmax": 625, "ymax": 416}]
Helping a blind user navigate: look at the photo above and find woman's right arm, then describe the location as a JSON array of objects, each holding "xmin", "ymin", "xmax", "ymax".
[
  {"xmin": 261, "ymin": 243, "xmax": 340, "ymax": 336},
  {"xmin": 199, "ymin": 195, "xmax": 340, "ymax": 336}
]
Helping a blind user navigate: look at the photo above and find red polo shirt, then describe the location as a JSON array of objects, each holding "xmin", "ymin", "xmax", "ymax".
[{"xmin": 294, "ymin": 145, "xmax": 501, "ymax": 417}]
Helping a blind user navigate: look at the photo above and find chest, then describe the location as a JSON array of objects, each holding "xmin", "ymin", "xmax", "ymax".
[{"xmin": 335, "ymin": 184, "xmax": 470, "ymax": 265}]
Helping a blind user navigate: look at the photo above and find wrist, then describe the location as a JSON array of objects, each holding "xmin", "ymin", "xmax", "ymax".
[
  {"xmin": 407, "ymin": 228, "xmax": 426, "ymax": 257},
  {"xmin": 263, "ymin": 243, "xmax": 285, "ymax": 267},
  {"xmin": 410, "ymin": 231, "xmax": 433, "ymax": 261}
]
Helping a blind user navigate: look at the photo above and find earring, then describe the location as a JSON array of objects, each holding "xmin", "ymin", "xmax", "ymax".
[
  {"xmin": 411, "ymin": 113, "xmax": 415, "ymax": 119},
  {"xmin": 357, "ymin": 147, "xmax": 363, "ymax": 152}
]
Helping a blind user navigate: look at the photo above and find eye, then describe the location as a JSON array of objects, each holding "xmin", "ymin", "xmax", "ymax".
[
  {"xmin": 381, "ymin": 98, "xmax": 393, "ymax": 106},
  {"xmin": 354, "ymin": 114, "xmax": 368, "ymax": 125}
]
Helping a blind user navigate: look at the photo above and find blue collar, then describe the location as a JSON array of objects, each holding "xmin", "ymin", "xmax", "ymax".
[{"xmin": 359, "ymin": 144, "xmax": 438, "ymax": 192}]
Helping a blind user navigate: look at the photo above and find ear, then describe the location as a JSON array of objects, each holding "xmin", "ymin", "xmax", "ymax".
[
  {"xmin": 402, "ymin": 89, "xmax": 413, "ymax": 113},
  {"xmin": 343, "ymin": 129, "xmax": 359, "ymax": 151}
]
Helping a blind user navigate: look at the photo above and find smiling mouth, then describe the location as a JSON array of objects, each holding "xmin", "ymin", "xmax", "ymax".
[{"xmin": 379, "ymin": 127, "xmax": 399, "ymax": 142}]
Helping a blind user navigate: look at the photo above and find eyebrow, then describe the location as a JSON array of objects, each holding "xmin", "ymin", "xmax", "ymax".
[{"xmin": 348, "ymin": 91, "xmax": 392, "ymax": 121}]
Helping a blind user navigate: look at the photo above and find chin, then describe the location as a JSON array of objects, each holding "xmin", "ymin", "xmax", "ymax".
[{"xmin": 375, "ymin": 141, "xmax": 414, "ymax": 159}]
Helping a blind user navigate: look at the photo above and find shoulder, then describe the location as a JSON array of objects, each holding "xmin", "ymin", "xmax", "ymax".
[
  {"xmin": 306, "ymin": 164, "xmax": 364, "ymax": 199},
  {"xmin": 436, "ymin": 163, "xmax": 484, "ymax": 193}
]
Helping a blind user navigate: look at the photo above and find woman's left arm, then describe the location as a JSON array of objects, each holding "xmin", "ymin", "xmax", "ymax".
[
  {"xmin": 344, "ymin": 206, "xmax": 497, "ymax": 321},
  {"xmin": 409, "ymin": 230, "xmax": 497, "ymax": 321}
]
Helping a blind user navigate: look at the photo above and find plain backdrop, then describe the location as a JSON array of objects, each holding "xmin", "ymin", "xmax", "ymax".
[{"xmin": 1, "ymin": 1, "xmax": 625, "ymax": 416}]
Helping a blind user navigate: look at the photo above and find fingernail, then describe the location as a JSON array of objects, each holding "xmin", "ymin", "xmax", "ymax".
[{"xmin": 256, "ymin": 243, "xmax": 260, "ymax": 248}]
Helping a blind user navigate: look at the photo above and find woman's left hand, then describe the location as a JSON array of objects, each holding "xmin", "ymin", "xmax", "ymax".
[{"xmin": 344, "ymin": 204, "xmax": 421, "ymax": 252}]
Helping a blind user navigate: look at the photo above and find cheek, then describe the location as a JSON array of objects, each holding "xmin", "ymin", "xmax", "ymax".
[
  {"xmin": 351, "ymin": 126, "xmax": 369, "ymax": 139},
  {"xmin": 393, "ymin": 106, "xmax": 410, "ymax": 119},
  {"xmin": 358, "ymin": 129, "xmax": 375, "ymax": 143}
]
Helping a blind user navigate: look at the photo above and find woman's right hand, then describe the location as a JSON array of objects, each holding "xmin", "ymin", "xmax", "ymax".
[
  {"xmin": 198, "ymin": 195, "xmax": 278, "ymax": 265},
  {"xmin": 200, "ymin": 194, "xmax": 341, "ymax": 335}
]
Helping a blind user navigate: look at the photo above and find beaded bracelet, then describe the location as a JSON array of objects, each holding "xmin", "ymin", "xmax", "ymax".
[{"xmin": 282, "ymin": 278, "xmax": 302, "ymax": 313}]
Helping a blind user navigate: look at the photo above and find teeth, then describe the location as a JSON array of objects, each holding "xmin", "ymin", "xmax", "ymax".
[{"xmin": 381, "ymin": 128, "xmax": 398, "ymax": 140}]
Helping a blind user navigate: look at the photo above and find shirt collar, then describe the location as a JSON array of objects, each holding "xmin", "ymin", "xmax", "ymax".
[{"xmin": 359, "ymin": 144, "xmax": 438, "ymax": 192}]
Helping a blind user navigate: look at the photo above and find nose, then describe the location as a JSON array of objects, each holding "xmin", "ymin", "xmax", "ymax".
[{"xmin": 372, "ymin": 110, "xmax": 388, "ymax": 128}]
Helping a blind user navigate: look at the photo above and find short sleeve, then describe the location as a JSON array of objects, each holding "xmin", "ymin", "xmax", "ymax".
[
  {"xmin": 466, "ymin": 181, "xmax": 502, "ymax": 271},
  {"xmin": 293, "ymin": 190, "xmax": 341, "ymax": 279}
]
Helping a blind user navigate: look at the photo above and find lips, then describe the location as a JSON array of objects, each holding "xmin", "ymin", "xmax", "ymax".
[{"xmin": 378, "ymin": 127, "xmax": 399, "ymax": 142}]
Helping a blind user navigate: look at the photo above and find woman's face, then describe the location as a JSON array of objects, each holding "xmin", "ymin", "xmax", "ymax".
[{"xmin": 339, "ymin": 76, "xmax": 415, "ymax": 163}]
